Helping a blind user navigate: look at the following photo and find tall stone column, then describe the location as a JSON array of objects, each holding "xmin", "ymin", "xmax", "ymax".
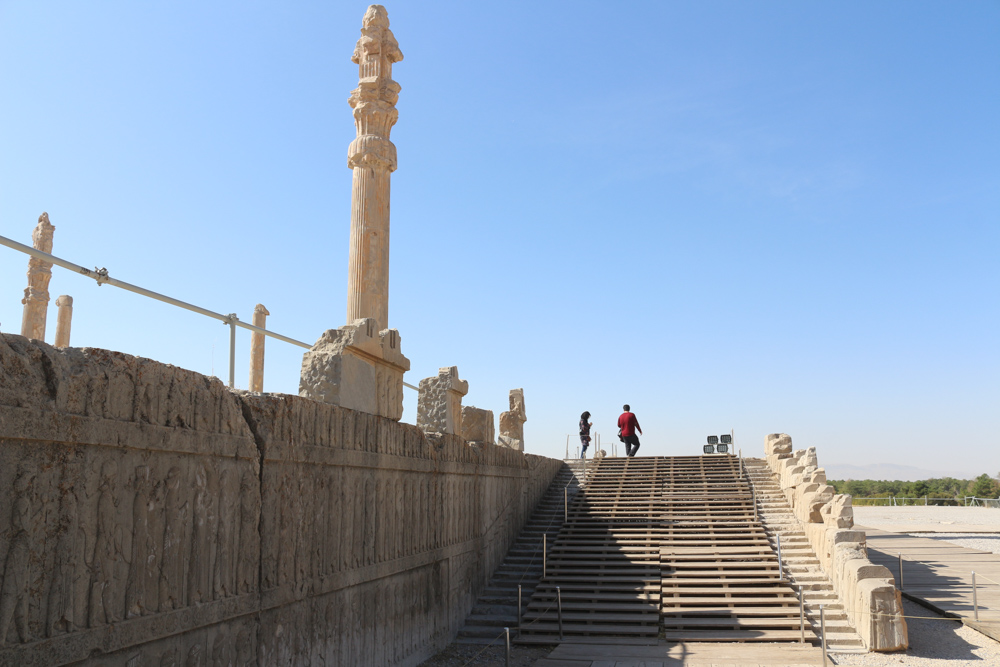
[
  {"xmin": 20, "ymin": 212, "xmax": 56, "ymax": 340},
  {"xmin": 54, "ymin": 295, "xmax": 73, "ymax": 347},
  {"xmin": 248, "ymin": 304, "xmax": 269, "ymax": 393},
  {"xmin": 345, "ymin": 4, "xmax": 403, "ymax": 332}
]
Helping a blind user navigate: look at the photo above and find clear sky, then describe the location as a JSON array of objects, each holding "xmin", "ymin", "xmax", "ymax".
[{"xmin": 2, "ymin": 1, "xmax": 997, "ymax": 478}]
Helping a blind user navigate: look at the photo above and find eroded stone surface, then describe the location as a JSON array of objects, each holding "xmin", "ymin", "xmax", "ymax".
[
  {"xmin": 460, "ymin": 405, "xmax": 494, "ymax": 445},
  {"xmin": 248, "ymin": 303, "xmax": 269, "ymax": 393},
  {"xmin": 54, "ymin": 295, "xmax": 73, "ymax": 348},
  {"xmin": 498, "ymin": 388, "xmax": 526, "ymax": 451},
  {"xmin": 0, "ymin": 333, "xmax": 561, "ymax": 666},
  {"xmin": 417, "ymin": 366, "xmax": 468, "ymax": 436},
  {"xmin": 761, "ymin": 432, "xmax": 908, "ymax": 651},
  {"xmin": 345, "ymin": 4, "xmax": 403, "ymax": 331},
  {"xmin": 20, "ymin": 212, "xmax": 55, "ymax": 341},
  {"xmin": 298, "ymin": 317, "xmax": 410, "ymax": 421}
]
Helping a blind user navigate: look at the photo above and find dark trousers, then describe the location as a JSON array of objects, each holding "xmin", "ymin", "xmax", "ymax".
[{"xmin": 624, "ymin": 434, "xmax": 640, "ymax": 457}]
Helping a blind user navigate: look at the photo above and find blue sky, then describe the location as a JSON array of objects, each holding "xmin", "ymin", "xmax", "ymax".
[{"xmin": 2, "ymin": 1, "xmax": 997, "ymax": 478}]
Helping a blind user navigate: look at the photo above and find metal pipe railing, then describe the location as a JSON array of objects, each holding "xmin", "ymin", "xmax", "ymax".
[{"xmin": 1, "ymin": 233, "xmax": 420, "ymax": 392}]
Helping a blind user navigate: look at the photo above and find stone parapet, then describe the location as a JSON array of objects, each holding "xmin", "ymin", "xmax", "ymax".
[
  {"xmin": 761, "ymin": 433, "xmax": 907, "ymax": 652},
  {"xmin": 0, "ymin": 333, "xmax": 562, "ymax": 666}
]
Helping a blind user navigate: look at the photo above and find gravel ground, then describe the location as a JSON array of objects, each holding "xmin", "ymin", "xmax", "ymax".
[
  {"xmin": 854, "ymin": 506, "xmax": 1000, "ymax": 529},
  {"xmin": 418, "ymin": 642, "xmax": 555, "ymax": 666},
  {"xmin": 830, "ymin": 599, "xmax": 1000, "ymax": 666}
]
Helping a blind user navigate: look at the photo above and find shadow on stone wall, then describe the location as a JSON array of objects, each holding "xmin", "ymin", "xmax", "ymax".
[{"xmin": 0, "ymin": 333, "xmax": 561, "ymax": 666}]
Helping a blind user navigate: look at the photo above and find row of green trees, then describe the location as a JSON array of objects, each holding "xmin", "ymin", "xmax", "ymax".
[{"xmin": 827, "ymin": 474, "xmax": 1000, "ymax": 504}]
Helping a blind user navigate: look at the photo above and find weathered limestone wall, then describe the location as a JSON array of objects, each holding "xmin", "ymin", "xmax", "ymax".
[
  {"xmin": 0, "ymin": 334, "xmax": 562, "ymax": 666},
  {"xmin": 762, "ymin": 434, "xmax": 908, "ymax": 651}
]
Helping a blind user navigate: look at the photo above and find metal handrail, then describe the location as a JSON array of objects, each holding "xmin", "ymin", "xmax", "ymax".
[{"xmin": 1, "ymin": 233, "xmax": 419, "ymax": 391}]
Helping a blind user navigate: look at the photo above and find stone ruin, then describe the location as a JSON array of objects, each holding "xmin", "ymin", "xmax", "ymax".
[
  {"xmin": 763, "ymin": 433, "xmax": 908, "ymax": 651},
  {"xmin": 299, "ymin": 317, "xmax": 409, "ymax": 420},
  {"xmin": 498, "ymin": 388, "xmax": 527, "ymax": 451}
]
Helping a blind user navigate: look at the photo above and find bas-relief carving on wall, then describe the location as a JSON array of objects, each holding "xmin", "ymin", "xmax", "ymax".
[{"xmin": 1, "ymin": 331, "xmax": 562, "ymax": 666}]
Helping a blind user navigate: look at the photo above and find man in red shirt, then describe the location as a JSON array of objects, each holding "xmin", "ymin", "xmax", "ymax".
[{"xmin": 617, "ymin": 404, "xmax": 642, "ymax": 457}]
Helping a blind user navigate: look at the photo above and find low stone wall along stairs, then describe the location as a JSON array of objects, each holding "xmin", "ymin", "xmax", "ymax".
[
  {"xmin": 455, "ymin": 460, "xmax": 588, "ymax": 644},
  {"xmin": 744, "ymin": 458, "xmax": 866, "ymax": 652}
]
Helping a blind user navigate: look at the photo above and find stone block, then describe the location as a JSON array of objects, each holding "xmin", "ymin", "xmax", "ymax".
[
  {"xmin": 460, "ymin": 405, "xmax": 494, "ymax": 445},
  {"xmin": 764, "ymin": 433, "xmax": 792, "ymax": 456},
  {"xmin": 856, "ymin": 579, "xmax": 908, "ymax": 651},
  {"xmin": 417, "ymin": 366, "xmax": 469, "ymax": 436},
  {"xmin": 298, "ymin": 318, "xmax": 410, "ymax": 420},
  {"xmin": 498, "ymin": 388, "xmax": 526, "ymax": 451}
]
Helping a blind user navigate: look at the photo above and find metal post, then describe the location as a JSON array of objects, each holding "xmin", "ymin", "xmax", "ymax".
[
  {"xmin": 799, "ymin": 585, "xmax": 805, "ymax": 643},
  {"xmin": 564, "ymin": 487, "xmax": 568, "ymax": 522},
  {"xmin": 517, "ymin": 585, "xmax": 522, "ymax": 632},
  {"xmin": 557, "ymin": 586, "xmax": 564, "ymax": 640},
  {"xmin": 504, "ymin": 627, "xmax": 510, "ymax": 667},
  {"xmin": 973, "ymin": 571, "xmax": 979, "ymax": 621},
  {"xmin": 227, "ymin": 314, "xmax": 237, "ymax": 388},
  {"xmin": 565, "ymin": 435, "xmax": 570, "ymax": 459},
  {"xmin": 898, "ymin": 553, "xmax": 904, "ymax": 591},
  {"xmin": 925, "ymin": 495, "xmax": 928, "ymax": 506},
  {"xmin": 820, "ymin": 604, "xmax": 827, "ymax": 666},
  {"xmin": 543, "ymin": 534, "xmax": 547, "ymax": 579},
  {"xmin": 776, "ymin": 534, "xmax": 783, "ymax": 580}
]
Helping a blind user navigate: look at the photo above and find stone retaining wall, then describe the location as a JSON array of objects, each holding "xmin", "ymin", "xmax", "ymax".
[
  {"xmin": 763, "ymin": 433, "xmax": 908, "ymax": 651},
  {"xmin": 0, "ymin": 334, "xmax": 562, "ymax": 666}
]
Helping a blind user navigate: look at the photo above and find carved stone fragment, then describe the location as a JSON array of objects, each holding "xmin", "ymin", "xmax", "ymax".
[
  {"xmin": 460, "ymin": 405, "xmax": 495, "ymax": 445},
  {"xmin": 20, "ymin": 212, "xmax": 55, "ymax": 341},
  {"xmin": 299, "ymin": 318, "xmax": 410, "ymax": 420},
  {"xmin": 54, "ymin": 295, "xmax": 73, "ymax": 347},
  {"xmin": 498, "ymin": 388, "xmax": 527, "ymax": 451},
  {"xmin": 417, "ymin": 366, "xmax": 469, "ymax": 436},
  {"xmin": 248, "ymin": 304, "xmax": 269, "ymax": 393}
]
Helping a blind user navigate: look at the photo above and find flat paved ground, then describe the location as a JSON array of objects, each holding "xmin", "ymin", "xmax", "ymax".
[
  {"xmin": 534, "ymin": 642, "xmax": 825, "ymax": 666},
  {"xmin": 859, "ymin": 526, "xmax": 1000, "ymax": 624}
]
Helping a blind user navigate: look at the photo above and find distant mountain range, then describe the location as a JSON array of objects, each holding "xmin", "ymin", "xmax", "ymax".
[{"xmin": 823, "ymin": 462, "xmax": 971, "ymax": 482}]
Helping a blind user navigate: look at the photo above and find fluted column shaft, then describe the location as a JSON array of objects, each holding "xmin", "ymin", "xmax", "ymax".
[{"xmin": 346, "ymin": 166, "xmax": 391, "ymax": 331}]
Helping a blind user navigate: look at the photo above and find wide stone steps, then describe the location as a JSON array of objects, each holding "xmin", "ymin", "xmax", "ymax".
[{"xmin": 453, "ymin": 462, "xmax": 586, "ymax": 645}]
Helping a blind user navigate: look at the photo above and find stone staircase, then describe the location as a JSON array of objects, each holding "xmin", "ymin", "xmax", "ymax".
[
  {"xmin": 453, "ymin": 459, "xmax": 588, "ymax": 644},
  {"xmin": 744, "ymin": 458, "xmax": 866, "ymax": 653}
]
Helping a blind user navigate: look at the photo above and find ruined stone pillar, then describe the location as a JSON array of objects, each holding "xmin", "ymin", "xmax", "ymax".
[
  {"xmin": 498, "ymin": 389, "xmax": 527, "ymax": 451},
  {"xmin": 248, "ymin": 304, "xmax": 269, "ymax": 393},
  {"xmin": 417, "ymin": 367, "xmax": 469, "ymax": 436},
  {"xmin": 54, "ymin": 295, "xmax": 73, "ymax": 347},
  {"xmin": 345, "ymin": 4, "xmax": 402, "ymax": 332},
  {"xmin": 20, "ymin": 212, "xmax": 55, "ymax": 340}
]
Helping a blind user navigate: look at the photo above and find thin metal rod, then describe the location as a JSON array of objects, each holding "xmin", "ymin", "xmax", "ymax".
[
  {"xmin": 973, "ymin": 571, "xmax": 979, "ymax": 621},
  {"xmin": 0, "ymin": 233, "xmax": 422, "ymax": 391},
  {"xmin": 504, "ymin": 627, "xmax": 510, "ymax": 667},
  {"xmin": 543, "ymin": 534, "xmax": 547, "ymax": 579},
  {"xmin": 799, "ymin": 585, "xmax": 805, "ymax": 643},
  {"xmin": 557, "ymin": 586, "xmax": 564, "ymax": 641},
  {"xmin": 898, "ymin": 553, "xmax": 904, "ymax": 590},
  {"xmin": 564, "ymin": 487, "xmax": 568, "ymax": 522},
  {"xmin": 228, "ymin": 316, "xmax": 237, "ymax": 388},
  {"xmin": 820, "ymin": 605, "xmax": 827, "ymax": 666},
  {"xmin": 776, "ymin": 534, "xmax": 784, "ymax": 580},
  {"xmin": 517, "ymin": 585, "xmax": 522, "ymax": 633},
  {"xmin": 0, "ymin": 233, "xmax": 311, "ymax": 347}
]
